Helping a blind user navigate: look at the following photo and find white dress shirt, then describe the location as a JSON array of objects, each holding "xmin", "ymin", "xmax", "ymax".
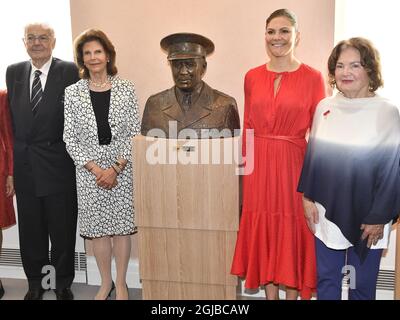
[{"xmin": 29, "ymin": 57, "xmax": 53, "ymax": 98}]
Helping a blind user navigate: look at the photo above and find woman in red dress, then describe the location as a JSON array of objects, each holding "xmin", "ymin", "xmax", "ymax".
[
  {"xmin": 0, "ymin": 90, "xmax": 16, "ymax": 299},
  {"xmin": 231, "ymin": 9, "xmax": 326, "ymax": 299}
]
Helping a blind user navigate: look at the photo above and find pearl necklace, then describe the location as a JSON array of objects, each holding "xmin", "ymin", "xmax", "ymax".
[{"xmin": 89, "ymin": 78, "xmax": 110, "ymax": 88}]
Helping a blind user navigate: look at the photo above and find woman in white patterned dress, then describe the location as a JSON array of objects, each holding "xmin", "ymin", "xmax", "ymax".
[{"xmin": 63, "ymin": 29, "xmax": 140, "ymax": 300}]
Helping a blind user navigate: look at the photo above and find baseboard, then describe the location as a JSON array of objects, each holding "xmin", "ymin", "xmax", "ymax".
[
  {"xmin": 86, "ymin": 256, "xmax": 142, "ymax": 288},
  {"xmin": 0, "ymin": 248, "xmax": 87, "ymax": 283},
  {"xmin": 1, "ymin": 247, "xmax": 141, "ymax": 289},
  {"xmin": 0, "ymin": 265, "xmax": 87, "ymax": 283},
  {"xmin": 0, "ymin": 265, "xmax": 31, "ymax": 280}
]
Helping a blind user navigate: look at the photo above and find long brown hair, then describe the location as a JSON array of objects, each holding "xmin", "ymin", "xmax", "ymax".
[{"xmin": 74, "ymin": 28, "xmax": 118, "ymax": 79}]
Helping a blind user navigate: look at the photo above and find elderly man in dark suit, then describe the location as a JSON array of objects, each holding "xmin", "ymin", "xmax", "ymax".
[
  {"xmin": 141, "ymin": 33, "xmax": 240, "ymax": 138},
  {"xmin": 6, "ymin": 23, "xmax": 79, "ymax": 300}
]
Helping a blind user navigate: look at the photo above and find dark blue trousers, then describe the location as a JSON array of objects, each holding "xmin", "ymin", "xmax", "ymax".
[{"xmin": 315, "ymin": 238, "xmax": 383, "ymax": 300}]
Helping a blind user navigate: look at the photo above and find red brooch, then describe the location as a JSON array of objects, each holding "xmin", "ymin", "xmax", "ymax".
[{"xmin": 323, "ymin": 110, "xmax": 330, "ymax": 117}]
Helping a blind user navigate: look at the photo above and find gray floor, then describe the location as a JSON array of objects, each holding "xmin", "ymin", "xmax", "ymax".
[
  {"xmin": 0, "ymin": 278, "xmax": 142, "ymax": 300},
  {"xmin": 0, "ymin": 278, "xmax": 263, "ymax": 300}
]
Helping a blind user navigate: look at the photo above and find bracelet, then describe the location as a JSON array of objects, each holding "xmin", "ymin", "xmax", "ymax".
[
  {"xmin": 115, "ymin": 160, "xmax": 124, "ymax": 172},
  {"xmin": 111, "ymin": 163, "xmax": 121, "ymax": 175}
]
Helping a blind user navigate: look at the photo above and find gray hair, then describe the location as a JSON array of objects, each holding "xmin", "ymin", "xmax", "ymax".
[{"xmin": 24, "ymin": 22, "xmax": 55, "ymax": 38}]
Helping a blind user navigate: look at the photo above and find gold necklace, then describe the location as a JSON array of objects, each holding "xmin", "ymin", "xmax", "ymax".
[{"xmin": 89, "ymin": 78, "xmax": 110, "ymax": 88}]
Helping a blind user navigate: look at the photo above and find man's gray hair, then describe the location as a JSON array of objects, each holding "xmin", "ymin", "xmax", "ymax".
[{"xmin": 24, "ymin": 22, "xmax": 55, "ymax": 38}]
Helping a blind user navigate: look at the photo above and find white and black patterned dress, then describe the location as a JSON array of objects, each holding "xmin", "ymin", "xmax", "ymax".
[{"xmin": 63, "ymin": 76, "xmax": 141, "ymax": 238}]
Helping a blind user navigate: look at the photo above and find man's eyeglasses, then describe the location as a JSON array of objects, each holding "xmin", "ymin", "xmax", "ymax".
[{"xmin": 24, "ymin": 35, "xmax": 51, "ymax": 44}]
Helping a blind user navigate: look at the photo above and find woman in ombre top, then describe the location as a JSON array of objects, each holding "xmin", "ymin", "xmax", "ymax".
[{"xmin": 298, "ymin": 37, "xmax": 400, "ymax": 300}]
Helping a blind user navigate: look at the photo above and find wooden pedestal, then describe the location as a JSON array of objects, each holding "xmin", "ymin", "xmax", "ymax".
[{"xmin": 133, "ymin": 136, "xmax": 239, "ymax": 300}]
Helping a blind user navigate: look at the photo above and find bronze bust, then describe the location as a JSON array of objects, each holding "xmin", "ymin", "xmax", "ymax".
[{"xmin": 141, "ymin": 33, "xmax": 240, "ymax": 139}]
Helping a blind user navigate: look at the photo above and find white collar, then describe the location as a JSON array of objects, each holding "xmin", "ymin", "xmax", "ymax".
[{"xmin": 30, "ymin": 57, "xmax": 53, "ymax": 77}]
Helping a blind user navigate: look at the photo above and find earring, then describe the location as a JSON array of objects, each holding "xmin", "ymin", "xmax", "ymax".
[{"xmin": 369, "ymin": 81, "xmax": 374, "ymax": 91}]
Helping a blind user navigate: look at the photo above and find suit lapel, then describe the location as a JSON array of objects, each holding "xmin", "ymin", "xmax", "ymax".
[
  {"xmin": 80, "ymin": 79, "xmax": 98, "ymax": 126},
  {"xmin": 161, "ymin": 88, "xmax": 186, "ymax": 124},
  {"xmin": 14, "ymin": 62, "xmax": 33, "ymax": 131},
  {"xmin": 21, "ymin": 62, "xmax": 32, "ymax": 105},
  {"xmin": 30, "ymin": 59, "xmax": 57, "ymax": 135},
  {"xmin": 34, "ymin": 58, "xmax": 60, "ymax": 118}
]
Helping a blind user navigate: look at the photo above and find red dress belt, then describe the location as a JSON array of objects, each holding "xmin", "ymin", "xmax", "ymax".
[{"xmin": 254, "ymin": 134, "xmax": 305, "ymax": 146}]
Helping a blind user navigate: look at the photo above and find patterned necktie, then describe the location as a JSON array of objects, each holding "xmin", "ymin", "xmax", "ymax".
[{"xmin": 31, "ymin": 70, "xmax": 43, "ymax": 114}]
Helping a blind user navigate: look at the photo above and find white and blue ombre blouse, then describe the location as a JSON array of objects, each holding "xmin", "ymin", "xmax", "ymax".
[{"xmin": 298, "ymin": 93, "xmax": 400, "ymax": 258}]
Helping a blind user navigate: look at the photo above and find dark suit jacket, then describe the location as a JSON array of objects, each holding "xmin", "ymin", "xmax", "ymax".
[
  {"xmin": 6, "ymin": 58, "xmax": 79, "ymax": 196},
  {"xmin": 141, "ymin": 82, "xmax": 240, "ymax": 138}
]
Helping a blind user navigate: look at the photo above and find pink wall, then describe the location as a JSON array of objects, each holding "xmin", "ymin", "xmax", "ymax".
[{"xmin": 70, "ymin": 0, "xmax": 335, "ymax": 121}]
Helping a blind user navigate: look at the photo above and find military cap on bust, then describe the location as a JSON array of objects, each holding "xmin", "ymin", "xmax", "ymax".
[{"xmin": 160, "ymin": 32, "xmax": 215, "ymax": 60}]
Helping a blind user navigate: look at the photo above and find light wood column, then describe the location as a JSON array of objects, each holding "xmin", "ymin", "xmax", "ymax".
[{"xmin": 133, "ymin": 136, "xmax": 239, "ymax": 300}]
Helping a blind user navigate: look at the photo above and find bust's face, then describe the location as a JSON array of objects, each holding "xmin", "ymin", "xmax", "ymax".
[{"xmin": 170, "ymin": 58, "xmax": 206, "ymax": 91}]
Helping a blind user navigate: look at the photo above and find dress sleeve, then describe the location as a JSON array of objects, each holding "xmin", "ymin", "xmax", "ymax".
[
  {"xmin": 0, "ymin": 92, "xmax": 14, "ymax": 175},
  {"xmin": 242, "ymin": 72, "xmax": 252, "ymax": 158},
  {"xmin": 63, "ymin": 86, "xmax": 94, "ymax": 167},
  {"xmin": 363, "ymin": 106, "xmax": 400, "ymax": 224},
  {"xmin": 297, "ymin": 99, "xmax": 324, "ymax": 195},
  {"xmin": 117, "ymin": 82, "xmax": 141, "ymax": 161}
]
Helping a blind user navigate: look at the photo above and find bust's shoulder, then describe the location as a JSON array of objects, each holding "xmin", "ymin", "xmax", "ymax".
[
  {"xmin": 213, "ymin": 89, "xmax": 236, "ymax": 102},
  {"xmin": 206, "ymin": 83, "xmax": 237, "ymax": 106},
  {"xmin": 146, "ymin": 87, "xmax": 174, "ymax": 104}
]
